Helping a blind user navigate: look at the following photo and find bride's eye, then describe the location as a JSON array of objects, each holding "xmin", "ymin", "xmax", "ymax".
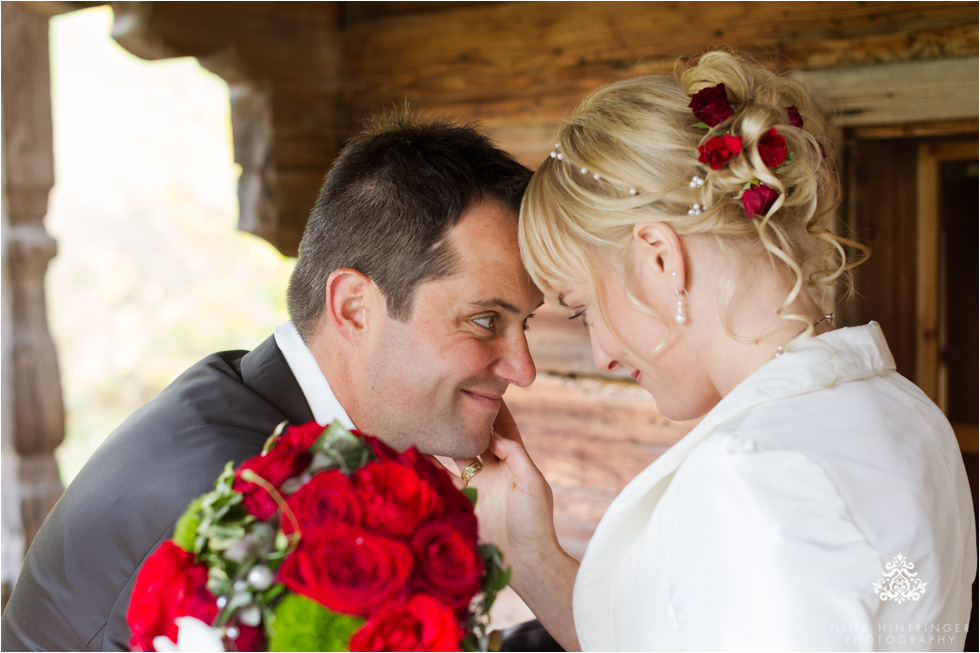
[
  {"xmin": 569, "ymin": 309, "xmax": 587, "ymax": 322},
  {"xmin": 473, "ymin": 315, "xmax": 496, "ymax": 331}
]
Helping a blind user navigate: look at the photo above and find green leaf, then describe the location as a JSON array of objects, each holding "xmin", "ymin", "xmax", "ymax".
[
  {"xmin": 461, "ymin": 487, "xmax": 478, "ymax": 507},
  {"xmin": 173, "ymin": 495, "xmax": 206, "ymax": 552},
  {"xmin": 263, "ymin": 421, "xmax": 289, "ymax": 455},
  {"xmin": 268, "ymin": 593, "xmax": 364, "ymax": 652},
  {"xmin": 308, "ymin": 422, "xmax": 374, "ymax": 474}
]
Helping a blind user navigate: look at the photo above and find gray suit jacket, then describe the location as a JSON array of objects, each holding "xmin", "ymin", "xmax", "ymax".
[{"xmin": 1, "ymin": 336, "xmax": 313, "ymax": 651}]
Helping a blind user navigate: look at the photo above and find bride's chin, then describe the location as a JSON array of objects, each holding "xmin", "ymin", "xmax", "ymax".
[{"xmin": 647, "ymin": 385, "xmax": 716, "ymax": 422}]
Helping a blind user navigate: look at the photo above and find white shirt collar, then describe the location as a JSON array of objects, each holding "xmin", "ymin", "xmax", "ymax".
[{"xmin": 273, "ymin": 321, "xmax": 355, "ymax": 430}]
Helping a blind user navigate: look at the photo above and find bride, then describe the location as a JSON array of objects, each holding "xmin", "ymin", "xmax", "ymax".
[{"xmin": 466, "ymin": 51, "xmax": 976, "ymax": 651}]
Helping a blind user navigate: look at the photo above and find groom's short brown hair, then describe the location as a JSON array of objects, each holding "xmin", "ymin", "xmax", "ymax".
[{"xmin": 286, "ymin": 111, "xmax": 531, "ymax": 340}]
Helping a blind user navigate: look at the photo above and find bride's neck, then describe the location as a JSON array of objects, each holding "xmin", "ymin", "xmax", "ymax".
[{"xmin": 701, "ymin": 272, "xmax": 831, "ymax": 398}]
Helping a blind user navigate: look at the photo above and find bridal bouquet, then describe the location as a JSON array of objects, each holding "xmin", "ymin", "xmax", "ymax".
[{"xmin": 126, "ymin": 421, "xmax": 508, "ymax": 652}]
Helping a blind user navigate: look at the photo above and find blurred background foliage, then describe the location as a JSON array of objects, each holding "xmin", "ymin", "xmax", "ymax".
[{"xmin": 47, "ymin": 7, "xmax": 296, "ymax": 484}]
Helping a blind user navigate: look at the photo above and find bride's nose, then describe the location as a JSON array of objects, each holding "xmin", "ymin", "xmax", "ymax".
[{"xmin": 590, "ymin": 328, "xmax": 621, "ymax": 373}]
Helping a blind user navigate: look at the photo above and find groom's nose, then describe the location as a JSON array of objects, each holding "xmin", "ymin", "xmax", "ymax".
[{"xmin": 491, "ymin": 330, "xmax": 536, "ymax": 388}]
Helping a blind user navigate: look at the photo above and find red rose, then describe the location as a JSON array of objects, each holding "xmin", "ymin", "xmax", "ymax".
[
  {"xmin": 349, "ymin": 594, "xmax": 464, "ymax": 652},
  {"xmin": 411, "ymin": 520, "xmax": 483, "ymax": 612},
  {"xmin": 127, "ymin": 541, "xmax": 218, "ymax": 652},
  {"xmin": 366, "ymin": 434, "xmax": 400, "ymax": 461},
  {"xmin": 786, "ymin": 105, "xmax": 804, "ymax": 128},
  {"xmin": 757, "ymin": 127, "xmax": 788, "ymax": 168},
  {"xmin": 277, "ymin": 522, "xmax": 414, "ymax": 617},
  {"xmin": 419, "ymin": 465, "xmax": 479, "ymax": 537},
  {"xmin": 375, "ymin": 445, "xmax": 479, "ymax": 537},
  {"xmin": 355, "ymin": 460, "xmax": 440, "ymax": 538},
  {"xmin": 741, "ymin": 182, "xmax": 781, "ymax": 219},
  {"xmin": 689, "ymin": 83, "xmax": 734, "ymax": 127},
  {"xmin": 233, "ymin": 422, "xmax": 325, "ymax": 520},
  {"xmin": 697, "ymin": 134, "xmax": 743, "ymax": 170},
  {"xmin": 283, "ymin": 469, "xmax": 364, "ymax": 537},
  {"xmin": 230, "ymin": 623, "xmax": 265, "ymax": 651}
]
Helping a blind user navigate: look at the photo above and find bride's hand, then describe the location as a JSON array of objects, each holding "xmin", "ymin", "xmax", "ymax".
[
  {"xmin": 455, "ymin": 402, "xmax": 581, "ymax": 651},
  {"xmin": 455, "ymin": 401, "xmax": 559, "ymax": 578}
]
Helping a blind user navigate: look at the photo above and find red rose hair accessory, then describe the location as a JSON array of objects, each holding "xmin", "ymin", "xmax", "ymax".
[
  {"xmin": 687, "ymin": 83, "xmax": 796, "ymax": 220},
  {"xmin": 741, "ymin": 181, "xmax": 780, "ymax": 219},
  {"xmin": 757, "ymin": 127, "xmax": 788, "ymax": 168},
  {"xmin": 786, "ymin": 105, "xmax": 804, "ymax": 128},
  {"xmin": 689, "ymin": 83, "xmax": 735, "ymax": 127},
  {"xmin": 698, "ymin": 134, "xmax": 743, "ymax": 170}
]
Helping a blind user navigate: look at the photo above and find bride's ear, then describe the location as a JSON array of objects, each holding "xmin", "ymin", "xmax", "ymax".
[{"xmin": 630, "ymin": 222, "xmax": 686, "ymax": 291}]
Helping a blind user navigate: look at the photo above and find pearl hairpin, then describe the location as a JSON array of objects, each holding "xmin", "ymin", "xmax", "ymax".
[{"xmin": 548, "ymin": 143, "xmax": 703, "ymax": 209}]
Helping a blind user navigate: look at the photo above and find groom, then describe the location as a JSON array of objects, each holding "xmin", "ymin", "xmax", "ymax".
[{"xmin": 1, "ymin": 113, "xmax": 545, "ymax": 651}]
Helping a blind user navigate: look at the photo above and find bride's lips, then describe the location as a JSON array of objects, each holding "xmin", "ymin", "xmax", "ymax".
[
  {"xmin": 631, "ymin": 369, "xmax": 643, "ymax": 384},
  {"xmin": 461, "ymin": 389, "xmax": 502, "ymax": 410}
]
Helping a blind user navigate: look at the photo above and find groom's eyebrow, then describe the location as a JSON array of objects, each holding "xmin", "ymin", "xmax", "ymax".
[{"xmin": 472, "ymin": 298, "xmax": 544, "ymax": 315}]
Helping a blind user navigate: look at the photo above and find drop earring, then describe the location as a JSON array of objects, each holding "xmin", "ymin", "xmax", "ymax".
[{"xmin": 675, "ymin": 288, "xmax": 688, "ymax": 325}]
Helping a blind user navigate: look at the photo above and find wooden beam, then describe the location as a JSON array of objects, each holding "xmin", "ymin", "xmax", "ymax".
[
  {"xmin": 798, "ymin": 57, "xmax": 980, "ymax": 127},
  {"xmin": 108, "ymin": 1, "xmax": 345, "ymax": 256}
]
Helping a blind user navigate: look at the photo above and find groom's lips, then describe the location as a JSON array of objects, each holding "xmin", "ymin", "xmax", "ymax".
[
  {"xmin": 461, "ymin": 389, "xmax": 503, "ymax": 410},
  {"xmin": 631, "ymin": 369, "xmax": 643, "ymax": 384}
]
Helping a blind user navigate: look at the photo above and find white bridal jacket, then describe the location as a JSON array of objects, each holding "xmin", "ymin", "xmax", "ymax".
[{"xmin": 573, "ymin": 323, "xmax": 976, "ymax": 651}]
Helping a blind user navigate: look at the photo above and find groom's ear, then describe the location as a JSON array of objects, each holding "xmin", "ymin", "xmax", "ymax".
[{"xmin": 324, "ymin": 268, "xmax": 379, "ymax": 343}]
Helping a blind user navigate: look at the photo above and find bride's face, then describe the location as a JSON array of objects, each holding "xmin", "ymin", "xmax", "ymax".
[{"xmin": 558, "ymin": 267, "xmax": 720, "ymax": 421}]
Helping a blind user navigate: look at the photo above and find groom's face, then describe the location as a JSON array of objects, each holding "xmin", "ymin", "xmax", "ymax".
[{"xmin": 360, "ymin": 198, "xmax": 542, "ymax": 458}]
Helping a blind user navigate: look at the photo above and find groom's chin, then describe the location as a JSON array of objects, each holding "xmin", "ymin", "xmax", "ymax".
[{"xmin": 417, "ymin": 419, "xmax": 494, "ymax": 459}]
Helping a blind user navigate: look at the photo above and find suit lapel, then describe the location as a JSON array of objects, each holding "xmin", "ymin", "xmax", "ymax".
[{"xmin": 240, "ymin": 335, "xmax": 316, "ymax": 426}]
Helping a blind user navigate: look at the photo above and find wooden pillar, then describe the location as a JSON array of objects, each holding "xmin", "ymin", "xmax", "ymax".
[{"xmin": 1, "ymin": 0, "xmax": 66, "ymax": 610}]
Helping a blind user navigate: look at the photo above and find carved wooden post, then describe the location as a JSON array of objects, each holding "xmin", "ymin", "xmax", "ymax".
[{"xmin": 1, "ymin": 1, "xmax": 66, "ymax": 609}]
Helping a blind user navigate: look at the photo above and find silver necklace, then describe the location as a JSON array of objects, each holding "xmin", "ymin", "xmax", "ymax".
[{"xmin": 774, "ymin": 312, "xmax": 835, "ymax": 358}]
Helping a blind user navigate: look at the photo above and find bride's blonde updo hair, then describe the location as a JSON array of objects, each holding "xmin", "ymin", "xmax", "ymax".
[{"xmin": 520, "ymin": 50, "xmax": 867, "ymax": 339}]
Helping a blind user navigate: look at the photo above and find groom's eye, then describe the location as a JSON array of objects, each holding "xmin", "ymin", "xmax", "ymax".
[{"xmin": 473, "ymin": 315, "xmax": 496, "ymax": 331}]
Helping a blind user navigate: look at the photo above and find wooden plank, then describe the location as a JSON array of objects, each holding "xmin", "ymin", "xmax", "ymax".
[
  {"xmin": 915, "ymin": 142, "xmax": 942, "ymax": 401},
  {"xmin": 798, "ymin": 57, "xmax": 979, "ymax": 126},
  {"xmin": 848, "ymin": 121, "xmax": 978, "ymax": 140},
  {"xmin": 953, "ymin": 424, "xmax": 979, "ymax": 455},
  {"xmin": 842, "ymin": 138, "xmax": 919, "ymax": 378},
  {"xmin": 342, "ymin": 1, "xmax": 978, "ymax": 107}
]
